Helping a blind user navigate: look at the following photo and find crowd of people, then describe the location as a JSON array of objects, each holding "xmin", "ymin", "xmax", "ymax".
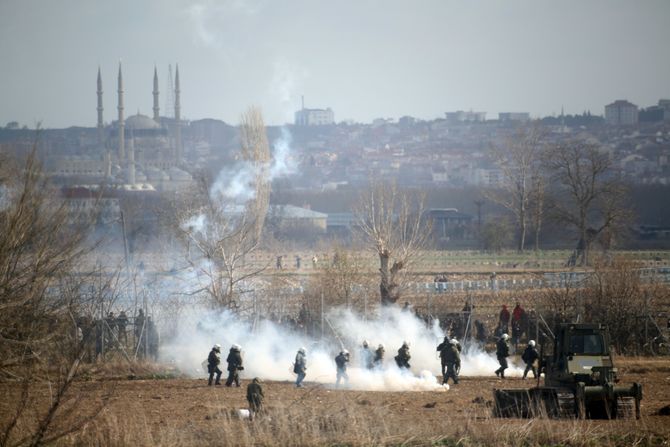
[
  {"xmin": 204, "ymin": 331, "xmax": 540, "ymax": 398},
  {"xmin": 202, "ymin": 300, "xmax": 542, "ymax": 420},
  {"xmin": 76, "ymin": 308, "xmax": 159, "ymax": 361}
]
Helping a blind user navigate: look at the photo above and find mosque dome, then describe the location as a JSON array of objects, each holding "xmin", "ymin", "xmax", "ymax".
[{"xmin": 125, "ymin": 113, "xmax": 160, "ymax": 130}]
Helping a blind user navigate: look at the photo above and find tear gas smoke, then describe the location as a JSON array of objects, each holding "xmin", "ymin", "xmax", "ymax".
[
  {"xmin": 180, "ymin": 213, "xmax": 207, "ymax": 235},
  {"xmin": 269, "ymin": 127, "xmax": 297, "ymax": 179},
  {"xmin": 208, "ymin": 127, "xmax": 296, "ymax": 206},
  {"xmin": 161, "ymin": 306, "xmax": 524, "ymax": 392}
]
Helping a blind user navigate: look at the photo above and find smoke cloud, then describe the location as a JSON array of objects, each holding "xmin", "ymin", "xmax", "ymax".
[
  {"xmin": 208, "ymin": 126, "xmax": 296, "ymax": 206},
  {"xmin": 161, "ymin": 306, "xmax": 524, "ymax": 392}
]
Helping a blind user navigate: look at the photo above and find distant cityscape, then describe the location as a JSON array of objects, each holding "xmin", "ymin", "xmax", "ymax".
[{"xmin": 1, "ymin": 65, "xmax": 669, "ymax": 248}]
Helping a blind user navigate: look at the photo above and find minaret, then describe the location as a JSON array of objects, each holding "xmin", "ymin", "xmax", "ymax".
[
  {"xmin": 153, "ymin": 66, "xmax": 160, "ymax": 123},
  {"xmin": 128, "ymin": 131, "xmax": 136, "ymax": 185},
  {"xmin": 97, "ymin": 67, "xmax": 104, "ymax": 146},
  {"xmin": 117, "ymin": 62, "xmax": 125, "ymax": 163},
  {"xmin": 174, "ymin": 64, "xmax": 182, "ymax": 163}
]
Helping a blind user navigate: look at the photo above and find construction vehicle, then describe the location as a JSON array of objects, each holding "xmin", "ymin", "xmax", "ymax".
[{"xmin": 493, "ymin": 323, "xmax": 642, "ymax": 419}]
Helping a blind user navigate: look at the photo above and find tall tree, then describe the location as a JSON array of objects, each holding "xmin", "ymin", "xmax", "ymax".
[
  {"xmin": 528, "ymin": 172, "xmax": 546, "ymax": 251},
  {"xmin": 354, "ymin": 180, "xmax": 429, "ymax": 306},
  {"xmin": 177, "ymin": 107, "xmax": 271, "ymax": 309},
  {"xmin": 544, "ymin": 140, "xmax": 630, "ymax": 266},
  {"xmin": 488, "ymin": 126, "xmax": 545, "ymax": 252}
]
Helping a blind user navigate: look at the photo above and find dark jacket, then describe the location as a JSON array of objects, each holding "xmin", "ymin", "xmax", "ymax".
[
  {"xmin": 496, "ymin": 338, "xmax": 510, "ymax": 358},
  {"xmin": 395, "ymin": 345, "xmax": 411, "ymax": 368},
  {"xmin": 294, "ymin": 352, "xmax": 307, "ymax": 374},
  {"xmin": 521, "ymin": 345, "xmax": 539, "ymax": 364},
  {"xmin": 440, "ymin": 343, "xmax": 461, "ymax": 365},
  {"xmin": 246, "ymin": 379, "xmax": 264, "ymax": 408},
  {"xmin": 373, "ymin": 347, "xmax": 384, "ymax": 365},
  {"xmin": 227, "ymin": 348, "xmax": 243, "ymax": 372},
  {"xmin": 208, "ymin": 349, "xmax": 221, "ymax": 368},
  {"xmin": 335, "ymin": 352, "xmax": 349, "ymax": 371}
]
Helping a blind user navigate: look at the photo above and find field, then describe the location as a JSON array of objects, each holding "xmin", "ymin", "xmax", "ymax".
[{"xmin": 2, "ymin": 358, "xmax": 669, "ymax": 446}]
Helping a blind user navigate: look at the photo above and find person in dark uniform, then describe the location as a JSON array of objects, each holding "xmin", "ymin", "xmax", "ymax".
[
  {"xmin": 225, "ymin": 344, "xmax": 244, "ymax": 387},
  {"xmin": 294, "ymin": 347, "xmax": 307, "ymax": 387},
  {"xmin": 335, "ymin": 349, "xmax": 350, "ymax": 387},
  {"xmin": 495, "ymin": 333, "xmax": 510, "ymax": 378},
  {"xmin": 207, "ymin": 344, "xmax": 222, "ymax": 385},
  {"xmin": 373, "ymin": 344, "xmax": 385, "ymax": 367},
  {"xmin": 395, "ymin": 341, "xmax": 411, "ymax": 369},
  {"xmin": 521, "ymin": 340, "xmax": 539, "ymax": 379},
  {"xmin": 246, "ymin": 378, "xmax": 264, "ymax": 420},
  {"xmin": 436, "ymin": 336, "xmax": 450, "ymax": 379},
  {"xmin": 441, "ymin": 339, "xmax": 461, "ymax": 385}
]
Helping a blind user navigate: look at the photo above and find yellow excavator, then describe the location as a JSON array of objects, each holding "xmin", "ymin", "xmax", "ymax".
[{"xmin": 493, "ymin": 323, "xmax": 642, "ymax": 419}]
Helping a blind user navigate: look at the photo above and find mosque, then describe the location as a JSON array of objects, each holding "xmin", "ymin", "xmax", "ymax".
[{"xmin": 53, "ymin": 63, "xmax": 193, "ymax": 193}]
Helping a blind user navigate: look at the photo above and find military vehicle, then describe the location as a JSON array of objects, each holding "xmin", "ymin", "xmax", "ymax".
[{"xmin": 493, "ymin": 323, "xmax": 642, "ymax": 419}]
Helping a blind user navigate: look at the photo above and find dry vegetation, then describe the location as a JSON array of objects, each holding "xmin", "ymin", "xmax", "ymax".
[{"xmin": 1, "ymin": 356, "xmax": 669, "ymax": 446}]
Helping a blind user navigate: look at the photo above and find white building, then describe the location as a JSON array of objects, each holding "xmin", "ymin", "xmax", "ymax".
[
  {"xmin": 294, "ymin": 107, "xmax": 335, "ymax": 126},
  {"xmin": 445, "ymin": 111, "xmax": 486, "ymax": 123},
  {"xmin": 605, "ymin": 100, "xmax": 638, "ymax": 125},
  {"xmin": 498, "ymin": 112, "xmax": 530, "ymax": 122}
]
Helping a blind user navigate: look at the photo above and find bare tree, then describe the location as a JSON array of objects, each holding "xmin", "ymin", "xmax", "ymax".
[
  {"xmin": 354, "ymin": 180, "xmax": 429, "ymax": 306},
  {"xmin": 0, "ymin": 148, "xmax": 91, "ymax": 369},
  {"xmin": 319, "ymin": 246, "xmax": 363, "ymax": 309},
  {"xmin": 480, "ymin": 218, "xmax": 512, "ymax": 253},
  {"xmin": 544, "ymin": 140, "xmax": 630, "ymax": 266},
  {"xmin": 0, "ymin": 147, "xmax": 110, "ymax": 446},
  {"xmin": 488, "ymin": 126, "xmax": 545, "ymax": 252},
  {"xmin": 528, "ymin": 172, "xmax": 546, "ymax": 251},
  {"xmin": 239, "ymin": 107, "xmax": 271, "ymax": 240},
  {"xmin": 177, "ymin": 107, "xmax": 271, "ymax": 309}
]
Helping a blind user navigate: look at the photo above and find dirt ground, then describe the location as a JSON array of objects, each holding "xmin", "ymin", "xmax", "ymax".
[{"xmin": 1, "ymin": 357, "xmax": 669, "ymax": 446}]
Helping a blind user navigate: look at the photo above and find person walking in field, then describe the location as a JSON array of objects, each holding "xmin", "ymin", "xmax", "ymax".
[
  {"xmin": 225, "ymin": 344, "xmax": 244, "ymax": 387},
  {"xmin": 335, "ymin": 350, "xmax": 350, "ymax": 387},
  {"xmin": 442, "ymin": 339, "xmax": 461, "ymax": 385},
  {"xmin": 246, "ymin": 378, "xmax": 264, "ymax": 420},
  {"xmin": 294, "ymin": 347, "xmax": 307, "ymax": 387},
  {"xmin": 495, "ymin": 333, "xmax": 510, "ymax": 378},
  {"xmin": 395, "ymin": 341, "xmax": 411, "ymax": 370},
  {"xmin": 374, "ymin": 344, "xmax": 385, "ymax": 367},
  {"xmin": 207, "ymin": 344, "xmax": 222, "ymax": 386},
  {"xmin": 521, "ymin": 340, "xmax": 539, "ymax": 379},
  {"xmin": 436, "ymin": 336, "xmax": 451, "ymax": 379}
]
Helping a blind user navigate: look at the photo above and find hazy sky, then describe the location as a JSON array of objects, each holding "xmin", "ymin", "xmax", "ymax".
[{"xmin": 1, "ymin": 0, "xmax": 669, "ymax": 128}]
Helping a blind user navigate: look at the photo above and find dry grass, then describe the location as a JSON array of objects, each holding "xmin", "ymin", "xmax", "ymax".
[{"xmin": 59, "ymin": 403, "xmax": 667, "ymax": 447}]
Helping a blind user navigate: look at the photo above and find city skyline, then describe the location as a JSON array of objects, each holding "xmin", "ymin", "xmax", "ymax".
[{"xmin": 1, "ymin": 0, "xmax": 669, "ymax": 128}]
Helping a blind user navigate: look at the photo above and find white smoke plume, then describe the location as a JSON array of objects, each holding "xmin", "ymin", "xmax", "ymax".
[
  {"xmin": 160, "ymin": 306, "xmax": 524, "ymax": 392},
  {"xmin": 269, "ymin": 127, "xmax": 297, "ymax": 179},
  {"xmin": 180, "ymin": 213, "xmax": 208, "ymax": 235},
  {"xmin": 208, "ymin": 126, "xmax": 296, "ymax": 206},
  {"xmin": 269, "ymin": 58, "xmax": 310, "ymax": 123}
]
